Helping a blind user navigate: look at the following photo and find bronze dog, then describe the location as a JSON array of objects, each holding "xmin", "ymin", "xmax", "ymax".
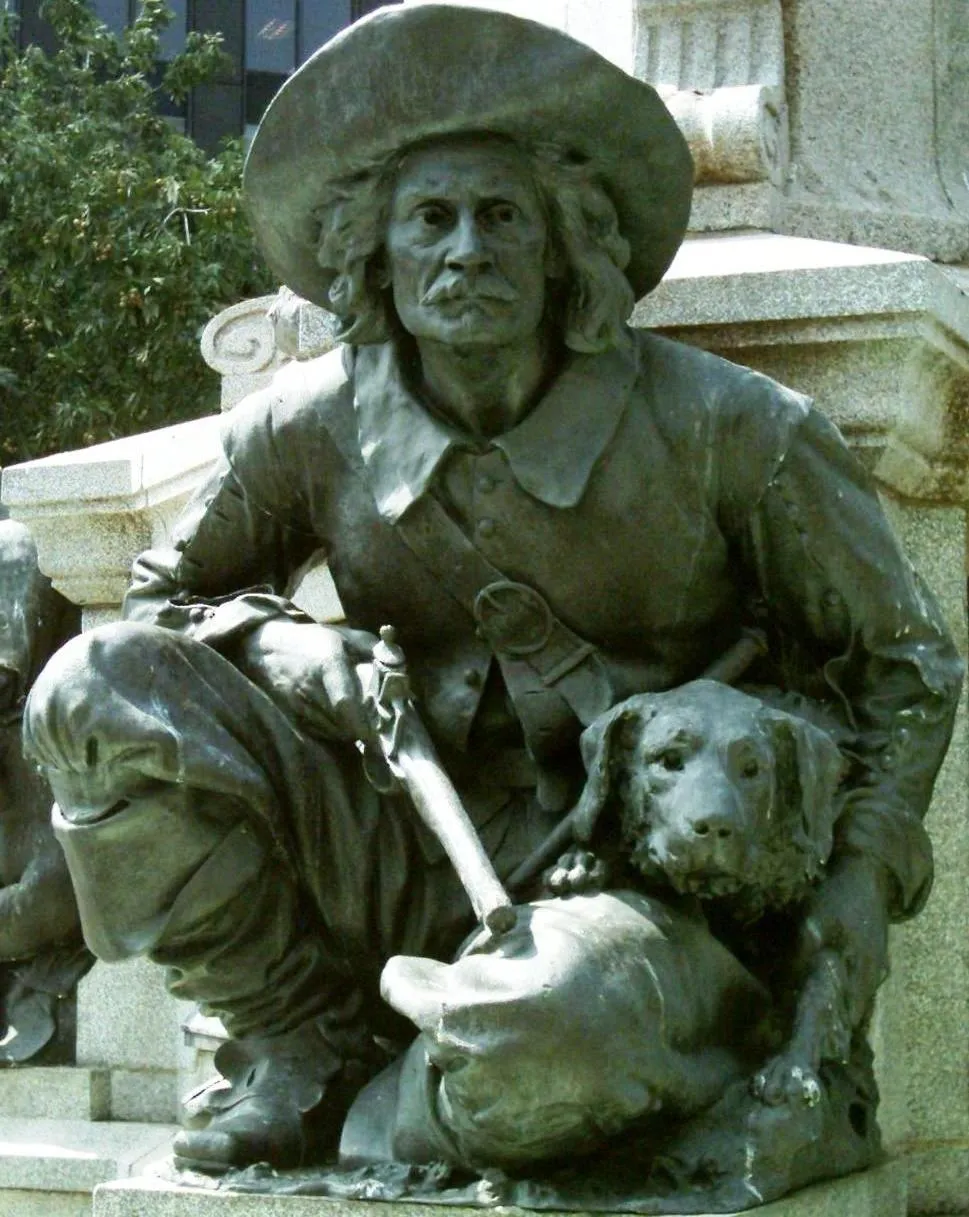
[{"xmin": 547, "ymin": 679, "xmax": 852, "ymax": 1107}]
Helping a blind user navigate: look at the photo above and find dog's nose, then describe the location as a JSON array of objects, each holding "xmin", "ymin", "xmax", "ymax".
[{"xmin": 689, "ymin": 814, "xmax": 734, "ymax": 841}]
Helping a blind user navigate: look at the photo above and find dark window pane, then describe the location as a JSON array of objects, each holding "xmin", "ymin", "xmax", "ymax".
[
  {"xmin": 299, "ymin": 0, "xmax": 349, "ymax": 61},
  {"xmin": 246, "ymin": 0, "xmax": 295, "ymax": 73},
  {"xmin": 244, "ymin": 67, "xmax": 286, "ymax": 126},
  {"xmin": 351, "ymin": 0, "xmax": 391, "ymax": 17},
  {"xmin": 16, "ymin": 0, "xmax": 57, "ymax": 53},
  {"xmin": 194, "ymin": 0, "xmax": 243, "ymax": 75},
  {"xmin": 92, "ymin": 0, "xmax": 128, "ymax": 35},
  {"xmin": 191, "ymin": 79, "xmax": 244, "ymax": 150},
  {"xmin": 158, "ymin": 0, "xmax": 187, "ymax": 60}
]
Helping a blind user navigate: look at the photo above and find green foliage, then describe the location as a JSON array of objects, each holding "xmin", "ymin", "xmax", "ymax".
[{"xmin": 0, "ymin": 0, "xmax": 275, "ymax": 464}]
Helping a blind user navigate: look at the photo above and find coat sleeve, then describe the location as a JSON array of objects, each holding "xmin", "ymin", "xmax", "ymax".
[
  {"xmin": 727, "ymin": 402, "xmax": 963, "ymax": 920},
  {"xmin": 122, "ymin": 364, "xmax": 329, "ymax": 649}
]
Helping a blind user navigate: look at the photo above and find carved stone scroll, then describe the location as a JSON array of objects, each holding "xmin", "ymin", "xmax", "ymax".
[{"xmin": 661, "ymin": 83, "xmax": 787, "ymax": 184}]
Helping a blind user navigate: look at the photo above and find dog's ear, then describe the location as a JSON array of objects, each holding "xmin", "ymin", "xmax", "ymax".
[
  {"xmin": 573, "ymin": 699, "xmax": 653, "ymax": 842},
  {"xmin": 770, "ymin": 714, "xmax": 847, "ymax": 876}
]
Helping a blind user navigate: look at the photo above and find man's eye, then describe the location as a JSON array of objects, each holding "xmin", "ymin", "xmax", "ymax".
[
  {"xmin": 654, "ymin": 750, "xmax": 684, "ymax": 772},
  {"xmin": 416, "ymin": 205, "xmax": 450, "ymax": 227},
  {"xmin": 486, "ymin": 203, "xmax": 518, "ymax": 225}
]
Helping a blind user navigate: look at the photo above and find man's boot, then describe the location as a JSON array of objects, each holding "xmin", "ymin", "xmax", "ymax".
[{"xmin": 173, "ymin": 1015, "xmax": 383, "ymax": 1172}]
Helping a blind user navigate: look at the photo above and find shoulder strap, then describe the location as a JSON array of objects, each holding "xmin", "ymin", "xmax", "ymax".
[{"xmin": 394, "ymin": 493, "xmax": 614, "ymax": 746}]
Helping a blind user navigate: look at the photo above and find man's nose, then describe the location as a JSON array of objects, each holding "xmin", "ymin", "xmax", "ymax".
[{"xmin": 445, "ymin": 214, "xmax": 492, "ymax": 271}]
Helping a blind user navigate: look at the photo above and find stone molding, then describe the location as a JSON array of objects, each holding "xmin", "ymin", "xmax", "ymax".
[
  {"xmin": 199, "ymin": 295, "xmax": 285, "ymax": 411},
  {"xmin": 200, "ymin": 291, "xmax": 340, "ymax": 410},
  {"xmin": 634, "ymin": 0, "xmax": 784, "ymax": 88},
  {"xmin": 0, "ymin": 414, "xmax": 222, "ymax": 622}
]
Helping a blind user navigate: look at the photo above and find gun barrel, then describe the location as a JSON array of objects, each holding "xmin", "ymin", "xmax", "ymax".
[
  {"xmin": 361, "ymin": 633, "xmax": 516, "ymax": 937},
  {"xmin": 394, "ymin": 712, "xmax": 516, "ymax": 936}
]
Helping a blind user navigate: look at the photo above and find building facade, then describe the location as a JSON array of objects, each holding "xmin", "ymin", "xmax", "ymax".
[{"xmin": 9, "ymin": 0, "xmax": 393, "ymax": 149}]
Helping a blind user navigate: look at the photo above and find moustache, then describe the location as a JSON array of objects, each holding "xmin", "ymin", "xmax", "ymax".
[{"xmin": 420, "ymin": 276, "xmax": 519, "ymax": 306}]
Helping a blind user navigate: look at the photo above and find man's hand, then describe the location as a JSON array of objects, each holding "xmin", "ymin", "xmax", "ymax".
[
  {"xmin": 236, "ymin": 618, "xmax": 377, "ymax": 744},
  {"xmin": 794, "ymin": 852, "xmax": 892, "ymax": 1028}
]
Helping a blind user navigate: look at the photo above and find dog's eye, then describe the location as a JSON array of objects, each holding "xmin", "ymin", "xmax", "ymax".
[
  {"xmin": 657, "ymin": 750, "xmax": 684, "ymax": 772},
  {"xmin": 741, "ymin": 759, "xmax": 761, "ymax": 779}
]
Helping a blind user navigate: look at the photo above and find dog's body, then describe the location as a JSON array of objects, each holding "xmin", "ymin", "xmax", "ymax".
[{"xmin": 549, "ymin": 679, "xmax": 853, "ymax": 1107}]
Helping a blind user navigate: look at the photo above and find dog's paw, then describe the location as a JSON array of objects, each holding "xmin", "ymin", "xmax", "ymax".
[
  {"xmin": 542, "ymin": 849, "xmax": 608, "ymax": 897},
  {"xmin": 751, "ymin": 1055, "xmax": 823, "ymax": 1108}
]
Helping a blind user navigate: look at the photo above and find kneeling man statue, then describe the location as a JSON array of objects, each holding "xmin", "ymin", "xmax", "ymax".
[{"xmin": 23, "ymin": 5, "xmax": 962, "ymax": 1210}]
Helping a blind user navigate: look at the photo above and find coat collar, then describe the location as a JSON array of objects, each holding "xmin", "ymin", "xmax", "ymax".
[{"xmin": 352, "ymin": 337, "xmax": 639, "ymax": 522}]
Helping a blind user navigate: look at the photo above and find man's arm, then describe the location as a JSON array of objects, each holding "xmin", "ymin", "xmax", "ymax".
[
  {"xmin": 123, "ymin": 451, "xmax": 321, "ymax": 648},
  {"xmin": 123, "ymin": 362, "xmax": 375, "ymax": 745},
  {"xmin": 736, "ymin": 405, "xmax": 962, "ymax": 918},
  {"xmin": 731, "ymin": 402, "xmax": 962, "ymax": 1020}
]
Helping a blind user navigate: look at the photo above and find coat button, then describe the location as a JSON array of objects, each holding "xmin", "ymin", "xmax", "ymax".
[
  {"xmin": 464, "ymin": 668, "xmax": 483, "ymax": 689},
  {"xmin": 476, "ymin": 474, "xmax": 496, "ymax": 493},
  {"xmin": 477, "ymin": 518, "xmax": 496, "ymax": 538}
]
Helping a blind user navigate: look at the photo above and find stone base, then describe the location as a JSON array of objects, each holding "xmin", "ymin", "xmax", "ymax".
[
  {"xmin": 0, "ymin": 1118, "xmax": 176, "ymax": 1216},
  {"xmin": 905, "ymin": 1144, "xmax": 969, "ymax": 1216},
  {"xmin": 0, "ymin": 1066, "xmax": 110, "ymax": 1120},
  {"xmin": 107, "ymin": 1067, "xmax": 181, "ymax": 1124},
  {"xmin": 94, "ymin": 1163, "xmax": 904, "ymax": 1217}
]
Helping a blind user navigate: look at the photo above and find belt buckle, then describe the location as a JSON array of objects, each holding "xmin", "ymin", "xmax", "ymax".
[{"xmin": 473, "ymin": 580, "xmax": 554, "ymax": 656}]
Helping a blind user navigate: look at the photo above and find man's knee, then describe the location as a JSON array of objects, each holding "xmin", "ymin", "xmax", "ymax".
[{"xmin": 24, "ymin": 620, "xmax": 178, "ymax": 727}]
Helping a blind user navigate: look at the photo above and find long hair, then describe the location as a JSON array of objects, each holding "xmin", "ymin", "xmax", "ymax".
[{"xmin": 313, "ymin": 136, "xmax": 635, "ymax": 352}]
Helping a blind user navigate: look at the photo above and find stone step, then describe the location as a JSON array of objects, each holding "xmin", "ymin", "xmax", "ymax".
[
  {"xmin": 94, "ymin": 1161, "xmax": 905, "ymax": 1217},
  {"xmin": 0, "ymin": 1118, "xmax": 177, "ymax": 1217},
  {"xmin": 0, "ymin": 1067, "xmax": 110, "ymax": 1120}
]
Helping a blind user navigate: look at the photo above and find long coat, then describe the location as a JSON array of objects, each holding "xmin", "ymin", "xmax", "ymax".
[{"xmin": 123, "ymin": 328, "xmax": 962, "ymax": 923}]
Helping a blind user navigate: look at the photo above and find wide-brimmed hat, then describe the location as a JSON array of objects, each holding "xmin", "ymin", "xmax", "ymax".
[{"xmin": 244, "ymin": 3, "xmax": 693, "ymax": 309}]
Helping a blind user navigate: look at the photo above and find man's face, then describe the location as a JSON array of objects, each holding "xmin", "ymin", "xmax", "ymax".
[{"xmin": 384, "ymin": 138, "xmax": 550, "ymax": 349}]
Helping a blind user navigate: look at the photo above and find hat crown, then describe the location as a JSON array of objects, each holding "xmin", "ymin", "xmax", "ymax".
[{"xmin": 244, "ymin": 3, "xmax": 693, "ymax": 311}]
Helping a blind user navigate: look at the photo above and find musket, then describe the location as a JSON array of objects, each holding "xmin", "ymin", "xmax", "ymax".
[{"xmin": 359, "ymin": 626, "xmax": 516, "ymax": 937}]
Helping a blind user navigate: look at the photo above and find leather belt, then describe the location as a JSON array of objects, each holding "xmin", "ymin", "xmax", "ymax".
[{"xmin": 391, "ymin": 495, "xmax": 614, "ymax": 753}]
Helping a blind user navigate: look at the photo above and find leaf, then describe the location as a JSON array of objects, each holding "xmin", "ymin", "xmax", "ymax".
[{"xmin": 0, "ymin": 0, "xmax": 274, "ymax": 463}]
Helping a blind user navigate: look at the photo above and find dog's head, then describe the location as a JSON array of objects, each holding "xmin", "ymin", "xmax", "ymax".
[{"xmin": 573, "ymin": 681, "xmax": 847, "ymax": 912}]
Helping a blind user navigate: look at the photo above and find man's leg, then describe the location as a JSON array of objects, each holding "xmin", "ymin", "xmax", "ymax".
[{"xmin": 24, "ymin": 622, "xmax": 395, "ymax": 1168}]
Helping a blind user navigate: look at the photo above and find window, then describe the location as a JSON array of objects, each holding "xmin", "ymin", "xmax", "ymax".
[
  {"xmin": 16, "ymin": 0, "xmax": 398, "ymax": 145},
  {"xmin": 246, "ymin": 0, "xmax": 294, "ymax": 73},
  {"xmin": 158, "ymin": 0, "xmax": 187, "ymax": 60},
  {"xmin": 300, "ymin": 0, "xmax": 351, "ymax": 62}
]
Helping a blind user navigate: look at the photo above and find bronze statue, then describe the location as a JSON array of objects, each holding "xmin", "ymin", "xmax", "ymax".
[
  {"xmin": 0, "ymin": 514, "xmax": 89, "ymax": 1064},
  {"xmin": 20, "ymin": 5, "xmax": 962, "ymax": 1207}
]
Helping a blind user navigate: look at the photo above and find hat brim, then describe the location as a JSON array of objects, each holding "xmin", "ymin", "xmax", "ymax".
[{"xmin": 244, "ymin": 3, "xmax": 694, "ymax": 309}]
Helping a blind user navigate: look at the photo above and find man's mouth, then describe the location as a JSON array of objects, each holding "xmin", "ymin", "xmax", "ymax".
[{"xmin": 421, "ymin": 278, "xmax": 518, "ymax": 307}]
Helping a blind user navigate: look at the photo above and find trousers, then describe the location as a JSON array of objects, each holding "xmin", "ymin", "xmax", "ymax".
[{"xmin": 26, "ymin": 623, "xmax": 559, "ymax": 1041}]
